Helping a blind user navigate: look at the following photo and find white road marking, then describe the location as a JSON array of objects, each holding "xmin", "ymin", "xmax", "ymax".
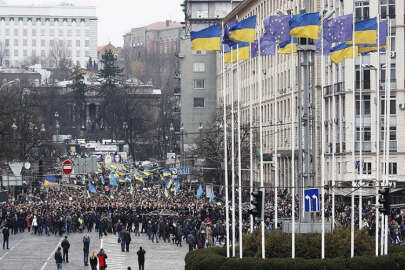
[
  {"xmin": 39, "ymin": 237, "xmax": 64, "ymax": 270},
  {"xmin": 0, "ymin": 239, "xmax": 24, "ymax": 261}
]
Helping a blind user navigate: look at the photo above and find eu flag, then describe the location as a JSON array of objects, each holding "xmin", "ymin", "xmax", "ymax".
[
  {"xmin": 264, "ymin": 15, "xmax": 290, "ymax": 43},
  {"xmin": 190, "ymin": 24, "xmax": 221, "ymax": 51},
  {"xmin": 289, "ymin": 12, "xmax": 320, "ymax": 40},
  {"xmin": 323, "ymin": 14, "xmax": 353, "ymax": 43},
  {"xmin": 259, "ymin": 32, "xmax": 276, "ymax": 56}
]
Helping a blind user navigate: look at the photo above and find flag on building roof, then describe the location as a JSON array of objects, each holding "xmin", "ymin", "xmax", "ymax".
[
  {"xmin": 264, "ymin": 15, "xmax": 290, "ymax": 43},
  {"xmin": 323, "ymin": 14, "xmax": 353, "ymax": 43},
  {"xmin": 230, "ymin": 15, "xmax": 257, "ymax": 43},
  {"xmin": 330, "ymin": 43, "xmax": 358, "ymax": 64},
  {"xmin": 289, "ymin": 12, "xmax": 320, "ymax": 40},
  {"xmin": 190, "ymin": 24, "xmax": 221, "ymax": 51}
]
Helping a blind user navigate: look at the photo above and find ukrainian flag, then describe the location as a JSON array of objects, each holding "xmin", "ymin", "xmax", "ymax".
[
  {"xmin": 330, "ymin": 43, "xmax": 358, "ymax": 64},
  {"xmin": 359, "ymin": 44, "xmax": 387, "ymax": 54},
  {"xmin": 289, "ymin": 12, "xmax": 320, "ymax": 40},
  {"xmin": 229, "ymin": 15, "xmax": 256, "ymax": 43},
  {"xmin": 190, "ymin": 24, "xmax": 221, "ymax": 51},
  {"xmin": 353, "ymin": 17, "xmax": 377, "ymax": 45},
  {"xmin": 224, "ymin": 42, "xmax": 250, "ymax": 63},
  {"xmin": 163, "ymin": 170, "xmax": 171, "ymax": 177},
  {"xmin": 278, "ymin": 38, "xmax": 298, "ymax": 55},
  {"xmin": 223, "ymin": 43, "xmax": 232, "ymax": 64},
  {"xmin": 43, "ymin": 175, "xmax": 58, "ymax": 186}
]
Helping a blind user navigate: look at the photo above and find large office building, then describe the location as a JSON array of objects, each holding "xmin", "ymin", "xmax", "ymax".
[
  {"xmin": 217, "ymin": 0, "xmax": 405, "ymax": 189},
  {"xmin": 179, "ymin": 0, "xmax": 240, "ymax": 150},
  {"xmin": 0, "ymin": 3, "xmax": 97, "ymax": 68}
]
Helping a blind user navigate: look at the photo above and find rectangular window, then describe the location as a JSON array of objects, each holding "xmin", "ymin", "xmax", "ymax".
[
  {"xmin": 356, "ymin": 161, "xmax": 371, "ymax": 175},
  {"xmin": 193, "ymin": 79, "xmax": 205, "ymax": 89},
  {"xmin": 76, "ymin": 40, "xmax": 80, "ymax": 47},
  {"xmin": 50, "ymin": 29, "xmax": 54, "ymax": 36},
  {"xmin": 41, "ymin": 40, "xmax": 45, "ymax": 47},
  {"xmin": 23, "ymin": 29, "xmax": 27, "ymax": 36},
  {"xmin": 5, "ymin": 29, "xmax": 9, "ymax": 35},
  {"xmin": 5, "ymin": 39, "xmax": 9, "ymax": 47},
  {"xmin": 14, "ymin": 49, "xmax": 18, "ymax": 56},
  {"xmin": 4, "ymin": 49, "xmax": 9, "ymax": 56},
  {"xmin": 32, "ymin": 39, "xmax": 36, "ymax": 47},
  {"xmin": 14, "ymin": 39, "xmax": 18, "ymax": 46},
  {"xmin": 40, "ymin": 29, "xmax": 45, "ymax": 36},
  {"xmin": 381, "ymin": 96, "xmax": 396, "ymax": 115},
  {"xmin": 193, "ymin": 62, "xmax": 205, "ymax": 72},
  {"xmin": 355, "ymin": 95, "xmax": 370, "ymax": 115},
  {"xmin": 76, "ymin": 29, "xmax": 81, "ymax": 36},
  {"xmin": 380, "ymin": 0, "xmax": 395, "ymax": 19},
  {"xmin": 32, "ymin": 29, "xmax": 36, "ymax": 36},
  {"xmin": 193, "ymin": 97, "xmax": 205, "ymax": 108},
  {"xmin": 23, "ymin": 39, "xmax": 27, "ymax": 46},
  {"xmin": 85, "ymin": 51, "xmax": 89, "ymax": 57},
  {"xmin": 68, "ymin": 40, "xmax": 72, "ymax": 47},
  {"xmin": 23, "ymin": 49, "xmax": 27, "ymax": 57},
  {"xmin": 85, "ymin": 40, "xmax": 89, "ymax": 47},
  {"xmin": 58, "ymin": 29, "xmax": 63, "ymax": 36},
  {"xmin": 32, "ymin": 50, "xmax": 36, "ymax": 56},
  {"xmin": 192, "ymin": 50, "xmax": 206, "ymax": 55},
  {"xmin": 67, "ymin": 30, "xmax": 72, "ymax": 37},
  {"xmin": 41, "ymin": 50, "xmax": 45, "ymax": 57},
  {"xmin": 14, "ymin": 29, "xmax": 18, "ymax": 36},
  {"xmin": 76, "ymin": 50, "xmax": 80, "ymax": 57}
]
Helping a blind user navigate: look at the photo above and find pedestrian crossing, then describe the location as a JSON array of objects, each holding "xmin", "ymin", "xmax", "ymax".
[{"xmin": 101, "ymin": 235, "xmax": 127, "ymax": 269}]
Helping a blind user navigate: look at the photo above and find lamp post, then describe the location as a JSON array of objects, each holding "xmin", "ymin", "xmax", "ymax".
[
  {"xmin": 122, "ymin": 121, "xmax": 128, "ymax": 140},
  {"xmin": 180, "ymin": 123, "xmax": 185, "ymax": 168},
  {"xmin": 169, "ymin": 123, "xmax": 174, "ymax": 152}
]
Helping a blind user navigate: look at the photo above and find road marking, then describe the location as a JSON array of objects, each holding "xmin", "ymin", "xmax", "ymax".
[
  {"xmin": 0, "ymin": 239, "xmax": 24, "ymax": 261},
  {"xmin": 39, "ymin": 237, "xmax": 64, "ymax": 270}
]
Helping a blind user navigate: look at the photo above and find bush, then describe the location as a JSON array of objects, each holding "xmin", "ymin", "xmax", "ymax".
[
  {"xmin": 185, "ymin": 247, "xmax": 405, "ymax": 270},
  {"xmin": 242, "ymin": 227, "xmax": 374, "ymax": 259}
]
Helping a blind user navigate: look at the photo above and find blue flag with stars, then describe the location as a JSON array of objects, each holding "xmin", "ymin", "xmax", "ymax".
[
  {"xmin": 264, "ymin": 15, "xmax": 290, "ymax": 43},
  {"xmin": 323, "ymin": 14, "xmax": 353, "ymax": 43}
]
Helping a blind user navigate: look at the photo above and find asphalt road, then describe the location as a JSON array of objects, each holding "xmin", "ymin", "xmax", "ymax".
[{"xmin": 0, "ymin": 230, "xmax": 188, "ymax": 270}]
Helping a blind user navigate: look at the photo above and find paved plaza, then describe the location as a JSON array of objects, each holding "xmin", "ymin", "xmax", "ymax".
[{"xmin": 0, "ymin": 231, "xmax": 188, "ymax": 270}]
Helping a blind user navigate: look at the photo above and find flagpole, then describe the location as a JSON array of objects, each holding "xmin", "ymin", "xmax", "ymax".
[
  {"xmin": 249, "ymin": 42, "xmax": 254, "ymax": 233},
  {"xmin": 290, "ymin": 30, "xmax": 295, "ymax": 260},
  {"xmin": 231, "ymin": 45, "xmax": 236, "ymax": 257},
  {"xmin": 351, "ymin": 2, "xmax": 356, "ymax": 258},
  {"xmin": 320, "ymin": 7, "xmax": 325, "ymax": 259},
  {"xmin": 222, "ymin": 41, "xmax": 230, "ymax": 258},
  {"xmin": 237, "ymin": 43, "xmax": 243, "ymax": 259},
  {"xmin": 384, "ymin": 19, "xmax": 391, "ymax": 256},
  {"xmin": 375, "ymin": 10, "xmax": 380, "ymax": 257},
  {"xmin": 258, "ymin": 29, "xmax": 265, "ymax": 260},
  {"xmin": 274, "ymin": 38, "xmax": 279, "ymax": 231}
]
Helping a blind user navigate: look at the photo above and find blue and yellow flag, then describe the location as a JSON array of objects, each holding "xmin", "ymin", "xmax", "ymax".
[
  {"xmin": 190, "ymin": 24, "xmax": 221, "ymax": 51},
  {"xmin": 118, "ymin": 175, "xmax": 126, "ymax": 183},
  {"xmin": 83, "ymin": 189, "xmax": 91, "ymax": 199},
  {"xmin": 162, "ymin": 170, "xmax": 171, "ymax": 177},
  {"xmin": 277, "ymin": 38, "xmax": 298, "ymax": 54},
  {"xmin": 224, "ymin": 42, "xmax": 250, "ymax": 63},
  {"xmin": 81, "ymin": 175, "xmax": 86, "ymax": 185},
  {"xmin": 110, "ymin": 191, "xmax": 115, "ymax": 199},
  {"xmin": 289, "ymin": 12, "xmax": 320, "ymax": 40},
  {"xmin": 352, "ymin": 17, "xmax": 377, "ymax": 45},
  {"xmin": 88, "ymin": 182, "xmax": 96, "ymax": 193},
  {"xmin": 164, "ymin": 188, "xmax": 169, "ymax": 198},
  {"xmin": 43, "ymin": 175, "xmax": 58, "ymax": 186},
  {"xmin": 330, "ymin": 43, "xmax": 358, "ymax": 64},
  {"xmin": 230, "ymin": 15, "xmax": 256, "ymax": 43},
  {"xmin": 130, "ymin": 185, "xmax": 134, "ymax": 195}
]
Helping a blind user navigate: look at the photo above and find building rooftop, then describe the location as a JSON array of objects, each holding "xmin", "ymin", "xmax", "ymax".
[{"xmin": 146, "ymin": 20, "xmax": 183, "ymax": 31}]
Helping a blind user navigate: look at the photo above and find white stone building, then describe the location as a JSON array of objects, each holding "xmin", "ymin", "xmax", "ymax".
[
  {"xmin": 0, "ymin": 3, "xmax": 97, "ymax": 68},
  {"xmin": 217, "ymin": 0, "xmax": 405, "ymax": 190}
]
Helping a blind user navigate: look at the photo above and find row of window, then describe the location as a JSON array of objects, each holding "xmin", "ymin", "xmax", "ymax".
[
  {"xmin": 0, "ymin": 17, "xmax": 89, "ymax": 24},
  {"xmin": 355, "ymin": 95, "xmax": 396, "ymax": 116},
  {"xmin": 4, "ymin": 49, "xmax": 91, "ymax": 58},
  {"xmin": 355, "ymin": 161, "xmax": 397, "ymax": 175},
  {"xmin": 0, "ymin": 28, "xmax": 90, "ymax": 37},
  {"xmin": 3, "ymin": 39, "xmax": 90, "ymax": 48},
  {"xmin": 355, "ymin": 0, "xmax": 395, "ymax": 21}
]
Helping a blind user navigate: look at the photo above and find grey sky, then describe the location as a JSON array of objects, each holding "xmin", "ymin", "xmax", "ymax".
[{"xmin": 7, "ymin": 0, "xmax": 184, "ymax": 46}]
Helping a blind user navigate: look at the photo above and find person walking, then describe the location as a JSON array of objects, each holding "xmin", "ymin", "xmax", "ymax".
[
  {"xmin": 83, "ymin": 234, "xmax": 90, "ymax": 266},
  {"xmin": 61, "ymin": 235, "xmax": 70, "ymax": 263},
  {"xmin": 137, "ymin": 246, "xmax": 146, "ymax": 270},
  {"xmin": 89, "ymin": 251, "xmax": 98, "ymax": 270},
  {"xmin": 97, "ymin": 248, "xmax": 108, "ymax": 270},
  {"xmin": 124, "ymin": 230, "xmax": 131, "ymax": 252},
  {"xmin": 54, "ymin": 246, "xmax": 63, "ymax": 270},
  {"xmin": 2, "ymin": 226, "xmax": 9, "ymax": 249}
]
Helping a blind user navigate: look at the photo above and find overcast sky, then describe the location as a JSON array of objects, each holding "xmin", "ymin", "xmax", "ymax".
[{"xmin": 6, "ymin": 0, "xmax": 184, "ymax": 46}]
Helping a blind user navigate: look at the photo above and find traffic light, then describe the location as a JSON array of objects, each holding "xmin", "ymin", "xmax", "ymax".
[
  {"xmin": 249, "ymin": 190, "xmax": 263, "ymax": 221},
  {"xmin": 379, "ymin": 187, "xmax": 391, "ymax": 215}
]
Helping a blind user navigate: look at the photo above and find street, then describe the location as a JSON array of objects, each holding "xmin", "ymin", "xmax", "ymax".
[{"xmin": 0, "ymin": 231, "xmax": 188, "ymax": 270}]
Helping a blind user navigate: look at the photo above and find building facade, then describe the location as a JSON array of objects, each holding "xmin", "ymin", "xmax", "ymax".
[
  {"xmin": 180, "ymin": 0, "xmax": 240, "ymax": 149},
  {"xmin": 217, "ymin": 0, "xmax": 405, "ymax": 191},
  {"xmin": 0, "ymin": 3, "xmax": 97, "ymax": 68}
]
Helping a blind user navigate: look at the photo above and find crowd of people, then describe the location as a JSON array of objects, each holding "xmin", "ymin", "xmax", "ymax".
[{"xmin": 1, "ymin": 172, "xmax": 405, "ymax": 268}]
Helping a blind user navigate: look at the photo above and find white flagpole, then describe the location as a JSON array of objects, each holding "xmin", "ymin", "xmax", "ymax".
[
  {"xmin": 290, "ymin": 34, "xmax": 296, "ymax": 261},
  {"xmin": 359, "ymin": 53, "xmax": 363, "ymax": 230},
  {"xmin": 249, "ymin": 41, "xmax": 254, "ymax": 233},
  {"xmin": 351, "ymin": 3, "xmax": 356, "ymax": 258},
  {"xmin": 222, "ymin": 41, "xmax": 230, "ymax": 258},
  {"xmin": 231, "ymin": 45, "xmax": 236, "ymax": 257},
  {"xmin": 237, "ymin": 43, "xmax": 243, "ymax": 259},
  {"xmin": 384, "ymin": 19, "xmax": 391, "ymax": 256},
  {"xmin": 274, "ymin": 39, "xmax": 279, "ymax": 230},
  {"xmin": 375, "ymin": 13, "xmax": 380, "ymax": 256},
  {"xmin": 258, "ymin": 29, "xmax": 265, "ymax": 260},
  {"xmin": 320, "ymin": 7, "xmax": 325, "ymax": 259}
]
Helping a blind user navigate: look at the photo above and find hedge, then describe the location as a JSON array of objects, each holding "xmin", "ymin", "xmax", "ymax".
[
  {"xmin": 185, "ymin": 228, "xmax": 404, "ymax": 270},
  {"xmin": 185, "ymin": 247, "xmax": 405, "ymax": 270}
]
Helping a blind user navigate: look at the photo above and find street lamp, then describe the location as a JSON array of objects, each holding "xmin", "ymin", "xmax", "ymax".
[
  {"xmin": 54, "ymin": 112, "xmax": 60, "ymax": 136},
  {"xmin": 40, "ymin": 124, "xmax": 46, "ymax": 133},
  {"xmin": 11, "ymin": 122, "xmax": 17, "ymax": 130},
  {"xmin": 122, "ymin": 121, "xmax": 128, "ymax": 140}
]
